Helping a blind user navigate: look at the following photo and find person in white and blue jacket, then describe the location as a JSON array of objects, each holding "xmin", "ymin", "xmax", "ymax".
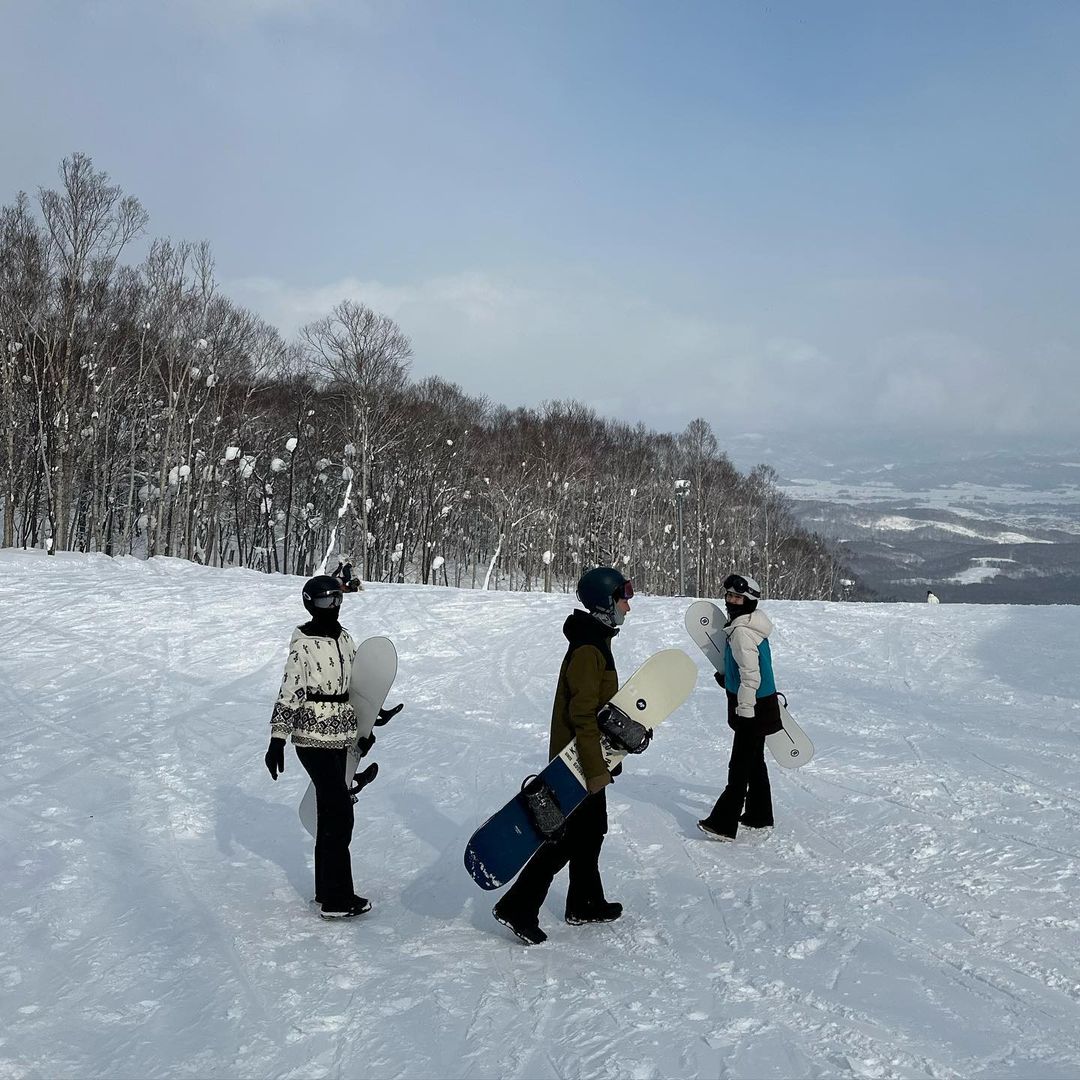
[{"xmin": 698, "ymin": 572, "xmax": 783, "ymax": 841}]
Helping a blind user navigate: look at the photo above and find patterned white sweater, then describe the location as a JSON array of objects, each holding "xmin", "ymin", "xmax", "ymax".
[{"xmin": 270, "ymin": 625, "xmax": 359, "ymax": 748}]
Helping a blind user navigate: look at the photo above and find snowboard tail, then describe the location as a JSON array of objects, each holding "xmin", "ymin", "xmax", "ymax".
[
  {"xmin": 464, "ymin": 757, "xmax": 587, "ymax": 890},
  {"xmin": 768, "ymin": 693, "xmax": 814, "ymax": 768}
]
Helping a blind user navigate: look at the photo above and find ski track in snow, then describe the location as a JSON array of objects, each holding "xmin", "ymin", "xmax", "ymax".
[{"xmin": 2, "ymin": 550, "xmax": 1080, "ymax": 1079}]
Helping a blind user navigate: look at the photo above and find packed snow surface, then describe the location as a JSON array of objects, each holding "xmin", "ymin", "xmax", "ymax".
[{"xmin": 2, "ymin": 551, "xmax": 1080, "ymax": 1080}]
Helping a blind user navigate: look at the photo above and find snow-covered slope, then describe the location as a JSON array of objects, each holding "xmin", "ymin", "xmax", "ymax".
[{"xmin": 2, "ymin": 551, "xmax": 1079, "ymax": 1079}]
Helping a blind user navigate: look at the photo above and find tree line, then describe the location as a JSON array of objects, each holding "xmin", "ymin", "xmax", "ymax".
[{"xmin": 0, "ymin": 154, "xmax": 855, "ymax": 600}]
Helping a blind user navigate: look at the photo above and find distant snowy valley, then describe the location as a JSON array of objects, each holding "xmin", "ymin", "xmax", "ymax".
[
  {"xmin": 2, "ymin": 551, "xmax": 1080, "ymax": 1079},
  {"xmin": 727, "ymin": 437, "xmax": 1080, "ymax": 604}
]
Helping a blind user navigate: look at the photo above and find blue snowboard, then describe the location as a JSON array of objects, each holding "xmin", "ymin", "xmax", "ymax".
[
  {"xmin": 464, "ymin": 649, "xmax": 698, "ymax": 891},
  {"xmin": 464, "ymin": 756, "xmax": 588, "ymax": 890}
]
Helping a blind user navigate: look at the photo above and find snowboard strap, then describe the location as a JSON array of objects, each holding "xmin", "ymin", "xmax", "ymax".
[
  {"xmin": 349, "ymin": 762, "xmax": 379, "ymax": 799},
  {"xmin": 306, "ymin": 691, "xmax": 350, "ymax": 703},
  {"xmin": 596, "ymin": 703, "xmax": 653, "ymax": 755},
  {"xmin": 520, "ymin": 775, "xmax": 567, "ymax": 841},
  {"xmin": 374, "ymin": 702, "xmax": 403, "ymax": 727}
]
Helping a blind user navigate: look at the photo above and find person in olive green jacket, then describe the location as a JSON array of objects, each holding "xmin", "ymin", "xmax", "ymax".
[{"xmin": 492, "ymin": 567, "xmax": 634, "ymax": 945}]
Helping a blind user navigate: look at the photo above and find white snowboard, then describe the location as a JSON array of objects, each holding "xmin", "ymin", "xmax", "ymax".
[
  {"xmin": 683, "ymin": 599, "xmax": 814, "ymax": 769},
  {"xmin": 771, "ymin": 693, "xmax": 814, "ymax": 769},
  {"xmin": 559, "ymin": 648, "xmax": 700, "ymax": 784},
  {"xmin": 298, "ymin": 635, "xmax": 398, "ymax": 838}
]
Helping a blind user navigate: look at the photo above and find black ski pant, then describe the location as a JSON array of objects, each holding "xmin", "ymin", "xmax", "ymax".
[
  {"xmin": 500, "ymin": 789, "xmax": 608, "ymax": 920},
  {"xmin": 703, "ymin": 728, "xmax": 774, "ymax": 837},
  {"xmin": 295, "ymin": 746, "xmax": 355, "ymax": 909}
]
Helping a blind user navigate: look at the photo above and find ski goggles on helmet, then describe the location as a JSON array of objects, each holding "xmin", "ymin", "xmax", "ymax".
[
  {"xmin": 723, "ymin": 573, "xmax": 760, "ymax": 599},
  {"xmin": 613, "ymin": 579, "xmax": 635, "ymax": 601},
  {"xmin": 306, "ymin": 589, "xmax": 343, "ymax": 609}
]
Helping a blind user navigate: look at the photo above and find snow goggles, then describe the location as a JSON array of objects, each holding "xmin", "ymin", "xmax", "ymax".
[
  {"xmin": 614, "ymin": 579, "xmax": 635, "ymax": 601},
  {"xmin": 723, "ymin": 574, "xmax": 760, "ymax": 599},
  {"xmin": 307, "ymin": 591, "xmax": 343, "ymax": 609}
]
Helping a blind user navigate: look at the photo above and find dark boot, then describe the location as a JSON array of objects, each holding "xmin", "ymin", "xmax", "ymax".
[
  {"xmin": 739, "ymin": 813, "xmax": 773, "ymax": 829},
  {"xmin": 492, "ymin": 899, "xmax": 547, "ymax": 945},
  {"xmin": 320, "ymin": 895, "xmax": 371, "ymax": 920},
  {"xmin": 697, "ymin": 818, "xmax": 736, "ymax": 841},
  {"xmin": 566, "ymin": 900, "xmax": 623, "ymax": 925}
]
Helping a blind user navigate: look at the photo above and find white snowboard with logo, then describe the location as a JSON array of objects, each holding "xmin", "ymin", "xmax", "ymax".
[
  {"xmin": 559, "ymin": 648, "xmax": 700, "ymax": 783},
  {"xmin": 683, "ymin": 599, "xmax": 814, "ymax": 769},
  {"xmin": 298, "ymin": 635, "xmax": 398, "ymax": 838}
]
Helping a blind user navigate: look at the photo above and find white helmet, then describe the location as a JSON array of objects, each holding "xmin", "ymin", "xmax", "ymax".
[{"xmin": 723, "ymin": 572, "xmax": 761, "ymax": 600}]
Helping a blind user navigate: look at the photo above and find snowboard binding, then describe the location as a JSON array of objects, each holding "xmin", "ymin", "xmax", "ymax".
[
  {"xmin": 596, "ymin": 703, "xmax": 653, "ymax": 755},
  {"xmin": 520, "ymin": 775, "xmax": 567, "ymax": 841},
  {"xmin": 350, "ymin": 762, "xmax": 379, "ymax": 800},
  {"xmin": 375, "ymin": 702, "xmax": 403, "ymax": 727}
]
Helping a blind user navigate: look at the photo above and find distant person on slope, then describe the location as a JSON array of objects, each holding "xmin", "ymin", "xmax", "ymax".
[
  {"xmin": 264, "ymin": 575, "xmax": 371, "ymax": 920},
  {"xmin": 332, "ymin": 554, "xmax": 364, "ymax": 593},
  {"xmin": 926, "ymin": 589, "xmax": 940, "ymax": 604},
  {"xmin": 491, "ymin": 567, "xmax": 633, "ymax": 945},
  {"xmin": 698, "ymin": 572, "xmax": 783, "ymax": 842}
]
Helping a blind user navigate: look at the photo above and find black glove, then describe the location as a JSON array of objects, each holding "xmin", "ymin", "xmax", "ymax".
[
  {"xmin": 264, "ymin": 737, "xmax": 286, "ymax": 780},
  {"xmin": 713, "ymin": 671, "xmax": 725, "ymax": 690},
  {"xmin": 357, "ymin": 733, "xmax": 376, "ymax": 758},
  {"xmin": 375, "ymin": 703, "xmax": 403, "ymax": 727}
]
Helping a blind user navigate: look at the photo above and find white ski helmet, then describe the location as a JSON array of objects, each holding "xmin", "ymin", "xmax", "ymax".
[{"xmin": 723, "ymin": 572, "xmax": 761, "ymax": 614}]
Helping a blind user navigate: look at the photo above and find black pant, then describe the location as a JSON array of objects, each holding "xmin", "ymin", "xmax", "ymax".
[
  {"xmin": 296, "ymin": 746, "xmax": 355, "ymax": 909},
  {"xmin": 500, "ymin": 789, "xmax": 609, "ymax": 920},
  {"xmin": 704, "ymin": 728, "xmax": 774, "ymax": 837}
]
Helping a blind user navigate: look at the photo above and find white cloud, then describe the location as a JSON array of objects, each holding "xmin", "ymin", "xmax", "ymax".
[{"xmin": 227, "ymin": 270, "xmax": 1076, "ymax": 439}]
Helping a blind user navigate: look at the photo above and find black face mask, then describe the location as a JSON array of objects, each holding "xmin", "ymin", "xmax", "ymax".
[
  {"xmin": 725, "ymin": 598, "xmax": 757, "ymax": 620},
  {"xmin": 303, "ymin": 596, "xmax": 342, "ymax": 628}
]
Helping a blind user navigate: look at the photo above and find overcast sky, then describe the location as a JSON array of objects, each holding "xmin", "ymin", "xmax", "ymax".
[{"xmin": 2, "ymin": 0, "xmax": 1078, "ymax": 449}]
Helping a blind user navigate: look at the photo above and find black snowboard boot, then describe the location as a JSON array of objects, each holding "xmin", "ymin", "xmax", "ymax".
[
  {"xmin": 697, "ymin": 819, "xmax": 736, "ymax": 841},
  {"xmin": 492, "ymin": 900, "xmax": 547, "ymax": 945},
  {"xmin": 320, "ymin": 895, "xmax": 372, "ymax": 920},
  {"xmin": 565, "ymin": 900, "xmax": 623, "ymax": 925},
  {"xmin": 739, "ymin": 814, "xmax": 774, "ymax": 829}
]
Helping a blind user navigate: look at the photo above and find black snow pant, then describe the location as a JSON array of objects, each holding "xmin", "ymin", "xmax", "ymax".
[
  {"xmin": 703, "ymin": 727, "xmax": 774, "ymax": 838},
  {"xmin": 499, "ymin": 789, "xmax": 609, "ymax": 921},
  {"xmin": 295, "ymin": 746, "xmax": 355, "ymax": 909}
]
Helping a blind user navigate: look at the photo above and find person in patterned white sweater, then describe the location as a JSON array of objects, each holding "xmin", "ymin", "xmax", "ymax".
[{"xmin": 264, "ymin": 574, "xmax": 371, "ymax": 920}]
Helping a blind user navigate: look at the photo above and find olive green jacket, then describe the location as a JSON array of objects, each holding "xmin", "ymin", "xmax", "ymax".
[{"xmin": 549, "ymin": 610, "xmax": 619, "ymax": 783}]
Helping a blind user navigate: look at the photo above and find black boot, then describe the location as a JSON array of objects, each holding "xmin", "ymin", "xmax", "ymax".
[
  {"xmin": 320, "ymin": 895, "xmax": 371, "ymax": 920},
  {"xmin": 739, "ymin": 813, "xmax": 773, "ymax": 829},
  {"xmin": 697, "ymin": 819, "xmax": 736, "ymax": 841},
  {"xmin": 492, "ymin": 900, "xmax": 547, "ymax": 945},
  {"xmin": 565, "ymin": 900, "xmax": 623, "ymax": 925}
]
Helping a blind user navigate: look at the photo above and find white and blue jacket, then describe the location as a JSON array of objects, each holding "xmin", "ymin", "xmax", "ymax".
[{"xmin": 723, "ymin": 609, "xmax": 777, "ymax": 719}]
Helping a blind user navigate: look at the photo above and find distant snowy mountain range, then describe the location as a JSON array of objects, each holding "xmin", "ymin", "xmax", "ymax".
[{"xmin": 725, "ymin": 435, "xmax": 1080, "ymax": 604}]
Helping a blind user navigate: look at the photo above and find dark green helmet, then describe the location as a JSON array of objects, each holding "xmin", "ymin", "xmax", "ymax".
[{"xmin": 577, "ymin": 567, "xmax": 634, "ymax": 626}]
